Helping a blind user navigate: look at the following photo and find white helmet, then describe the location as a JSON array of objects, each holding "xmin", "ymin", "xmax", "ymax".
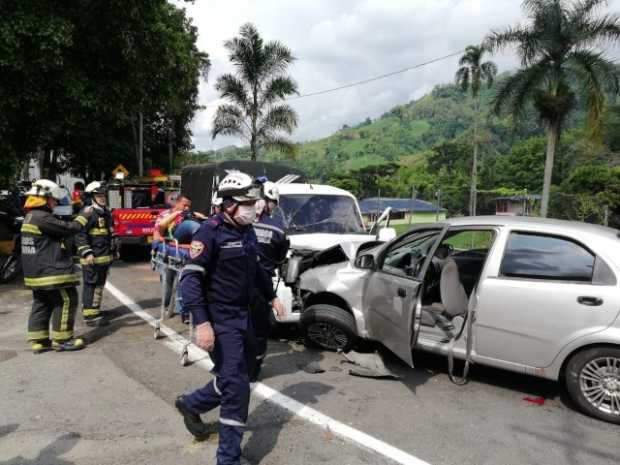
[
  {"xmin": 212, "ymin": 196, "xmax": 223, "ymax": 206},
  {"xmin": 85, "ymin": 181, "xmax": 106, "ymax": 194},
  {"xmin": 218, "ymin": 171, "xmax": 261, "ymax": 202},
  {"xmin": 263, "ymin": 181, "xmax": 279, "ymax": 203},
  {"xmin": 26, "ymin": 179, "xmax": 67, "ymax": 201}
]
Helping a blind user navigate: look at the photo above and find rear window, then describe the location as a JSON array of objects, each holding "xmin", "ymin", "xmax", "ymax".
[{"xmin": 500, "ymin": 232, "xmax": 594, "ymax": 282}]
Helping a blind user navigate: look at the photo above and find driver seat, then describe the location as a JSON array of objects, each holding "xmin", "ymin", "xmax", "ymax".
[{"xmin": 420, "ymin": 258, "xmax": 469, "ymax": 328}]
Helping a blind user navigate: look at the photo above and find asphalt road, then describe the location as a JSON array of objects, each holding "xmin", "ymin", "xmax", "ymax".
[{"xmin": 2, "ymin": 256, "xmax": 619, "ymax": 465}]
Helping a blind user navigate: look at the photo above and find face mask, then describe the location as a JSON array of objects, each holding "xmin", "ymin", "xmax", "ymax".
[{"xmin": 234, "ymin": 204, "xmax": 256, "ymax": 226}]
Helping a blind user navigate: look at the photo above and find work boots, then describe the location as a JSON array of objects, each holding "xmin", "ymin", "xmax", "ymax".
[
  {"xmin": 31, "ymin": 339, "xmax": 52, "ymax": 354},
  {"xmin": 52, "ymin": 338, "xmax": 86, "ymax": 352},
  {"xmin": 175, "ymin": 395, "xmax": 213, "ymax": 440}
]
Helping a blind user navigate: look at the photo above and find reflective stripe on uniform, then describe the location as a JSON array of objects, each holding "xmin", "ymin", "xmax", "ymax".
[
  {"xmin": 183, "ymin": 264, "xmax": 206, "ymax": 275},
  {"xmin": 28, "ymin": 330, "xmax": 49, "ymax": 341},
  {"xmin": 256, "ymin": 353, "xmax": 266, "ymax": 360},
  {"xmin": 51, "ymin": 330, "xmax": 73, "ymax": 341},
  {"xmin": 213, "ymin": 378, "xmax": 221, "ymax": 396},
  {"xmin": 83, "ymin": 308, "xmax": 100, "ymax": 317},
  {"xmin": 75, "ymin": 216, "xmax": 88, "ymax": 226},
  {"xmin": 254, "ymin": 222, "xmax": 285, "ymax": 236},
  {"xmin": 80, "ymin": 255, "xmax": 112, "ymax": 265},
  {"xmin": 93, "ymin": 287, "xmax": 103, "ymax": 307},
  {"xmin": 21, "ymin": 224, "xmax": 42, "ymax": 235},
  {"xmin": 89, "ymin": 228, "xmax": 110, "ymax": 236},
  {"xmin": 219, "ymin": 417, "xmax": 246, "ymax": 427},
  {"xmin": 77, "ymin": 245, "xmax": 90, "ymax": 252},
  {"xmin": 60, "ymin": 289, "xmax": 70, "ymax": 331},
  {"xmin": 24, "ymin": 273, "xmax": 80, "ymax": 288}
]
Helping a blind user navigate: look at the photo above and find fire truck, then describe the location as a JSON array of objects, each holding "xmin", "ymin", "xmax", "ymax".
[{"xmin": 108, "ymin": 169, "xmax": 180, "ymax": 250}]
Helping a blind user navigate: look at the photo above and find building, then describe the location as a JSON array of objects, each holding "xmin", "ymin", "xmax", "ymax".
[
  {"xmin": 358, "ymin": 197, "xmax": 447, "ymax": 225},
  {"xmin": 494, "ymin": 194, "xmax": 541, "ymax": 216}
]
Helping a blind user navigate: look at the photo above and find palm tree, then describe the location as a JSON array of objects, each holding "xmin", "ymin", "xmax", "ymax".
[
  {"xmin": 486, "ymin": 0, "xmax": 619, "ymax": 217},
  {"xmin": 455, "ymin": 45, "xmax": 497, "ymax": 216},
  {"xmin": 212, "ymin": 23, "xmax": 299, "ymax": 161}
]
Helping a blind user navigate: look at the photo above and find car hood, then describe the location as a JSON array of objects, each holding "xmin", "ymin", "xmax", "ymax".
[{"xmin": 289, "ymin": 233, "xmax": 372, "ymax": 254}]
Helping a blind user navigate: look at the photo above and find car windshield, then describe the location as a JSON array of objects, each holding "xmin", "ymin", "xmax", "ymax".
[{"xmin": 274, "ymin": 194, "xmax": 365, "ymax": 234}]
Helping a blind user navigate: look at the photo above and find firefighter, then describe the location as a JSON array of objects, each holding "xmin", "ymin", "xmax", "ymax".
[
  {"xmin": 75, "ymin": 181, "xmax": 117, "ymax": 326},
  {"xmin": 250, "ymin": 181, "xmax": 289, "ymax": 381},
  {"xmin": 21, "ymin": 180, "xmax": 85, "ymax": 353},
  {"xmin": 175, "ymin": 171, "xmax": 285, "ymax": 465}
]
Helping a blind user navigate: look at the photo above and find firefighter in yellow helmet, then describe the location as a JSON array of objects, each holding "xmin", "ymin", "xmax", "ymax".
[
  {"xmin": 22, "ymin": 180, "xmax": 85, "ymax": 352},
  {"xmin": 75, "ymin": 181, "xmax": 118, "ymax": 326}
]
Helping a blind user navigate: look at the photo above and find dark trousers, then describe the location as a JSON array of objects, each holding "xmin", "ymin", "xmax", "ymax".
[
  {"xmin": 185, "ymin": 322, "xmax": 256, "ymax": 465},
  {"xmin": 249, "ymin": 289, "xmax": 272, "ymax": 382},
  {"xmin": 28, "ymin": 287, "xmax": 78, "ymax": 342},
  {"xmin": 82, "ymin": 264, "xmax": 108, "ymax": 318}
]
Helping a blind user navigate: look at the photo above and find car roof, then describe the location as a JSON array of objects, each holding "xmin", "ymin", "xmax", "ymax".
[
  {"xmin": 276, "ymin": 183, "xmax": 357, "ymax": 198},
  {"xmin": 444, "ymin": 215, "xmax": 619, "ymax": 237}
]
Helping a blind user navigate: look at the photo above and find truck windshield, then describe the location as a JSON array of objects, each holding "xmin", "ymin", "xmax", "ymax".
[{"xmin": 274, "ymin": 194, "xmax": 365, "ymax": 234}]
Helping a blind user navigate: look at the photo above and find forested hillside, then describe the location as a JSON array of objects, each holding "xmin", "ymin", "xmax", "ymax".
[{"xmin": 188, "ymin": 73, "xmax": 620, "ymax": 225}]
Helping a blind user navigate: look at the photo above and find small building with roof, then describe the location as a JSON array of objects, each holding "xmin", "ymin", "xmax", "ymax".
[
  {"xmin": 494, "ymin": 194, "xmax": 541, "ymax": 217},
  {"xmin": 358, "ymin": 197, "xmax": 447, "ymax": 225}
]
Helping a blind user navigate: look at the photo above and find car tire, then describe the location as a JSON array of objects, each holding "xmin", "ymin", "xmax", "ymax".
[
  {"xmin": 565, "ymin": 346, "xmax": 620, "ymax": 424},
  {"xmin": 300, "ymin": 304, "xmax": 357, "ymax": 352}
]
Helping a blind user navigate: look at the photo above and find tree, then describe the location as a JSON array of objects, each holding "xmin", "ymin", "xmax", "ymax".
[
  {"xmin": 0, "ymin": 0, "xmax": 208, "ymax": 181},
  {"xmin": 212, "ymin": 23, "xmax": 298, "ymax": 161},
  {"xmin": 455, "ymin": 45, "xmax": 497, "ymax": 215},
  {"xmin": 486, "ymin": 0, "xmax": 620, "ymax": 217}
]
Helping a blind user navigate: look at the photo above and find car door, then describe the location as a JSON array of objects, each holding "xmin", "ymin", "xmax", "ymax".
[
  {"xmin": 364, "ymin": 227, "xmax": 444, "ymax": 366},
  {"xmin": 475, "ymin": 230, "xmax": 620, "ymax": 369}
]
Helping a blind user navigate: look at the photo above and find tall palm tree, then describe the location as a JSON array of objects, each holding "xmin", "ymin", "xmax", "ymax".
[
  {"xmin": 486, "ymin": 0, "xmax": 619, "ymax": 217},
  {"xmin": 212, "ymin": 23, "xmax": 298, "ymax": 161},
  {"xmin": 455, "ymin": 45, "xmax": 497, "ymax": 216}
]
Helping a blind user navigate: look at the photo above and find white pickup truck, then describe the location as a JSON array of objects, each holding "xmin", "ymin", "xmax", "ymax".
[{"xmin": 271, "ymin": 182, "xmax": 395, "ymax": 323}]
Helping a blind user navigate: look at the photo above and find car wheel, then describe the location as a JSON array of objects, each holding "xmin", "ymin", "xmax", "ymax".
[
  {"xmin": 300, "ymin": 304, "xmax": 357, "ymax": 352},
  {"xmin": 565, "ymin": 346, "xmax": 620, "ymax": 424}
]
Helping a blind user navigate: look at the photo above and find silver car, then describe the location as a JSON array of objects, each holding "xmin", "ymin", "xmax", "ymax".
[{"xmin": 297, "ymin": 216, "xmax": 620, "ymax": 424}]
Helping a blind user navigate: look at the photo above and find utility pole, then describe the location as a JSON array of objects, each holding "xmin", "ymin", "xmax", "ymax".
[
  {"xmin": 409, "ymin": 186, "xmax": 417, "ymax": 225},
  {"xmin": 138, "ymin": 112, "xmax": 144, "ymax": 178},
  {"xmin": 435, "ymin": 189, "xmax": 442, "ymax": 222},
  {"xmin": 603, "ymin": 206, "xmax": 609, "ymax": 227},
  {"xmin": 168, "ymin": 125, "xmax": 174, "ymax": 174}
]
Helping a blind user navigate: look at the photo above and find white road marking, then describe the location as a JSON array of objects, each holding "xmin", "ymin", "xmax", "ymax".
[{"xmin": 105, "ymin": 281, "xmax": 431, "ymax": 465}]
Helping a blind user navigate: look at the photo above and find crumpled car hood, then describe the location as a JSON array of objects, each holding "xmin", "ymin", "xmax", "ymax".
[{"xmin": 289, "ymin": 233, "xmax": 372, "ymax": 257}]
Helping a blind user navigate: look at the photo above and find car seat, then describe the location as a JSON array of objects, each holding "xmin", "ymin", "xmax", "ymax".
[{"xmin": 420, "ymin": 258, "xmax": 469, "ymax": 329}]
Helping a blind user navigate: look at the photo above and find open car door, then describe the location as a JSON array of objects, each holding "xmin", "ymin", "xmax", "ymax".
[{"xmin": 363, "ymin": 225, "xmax": 445, "ymax": 366}]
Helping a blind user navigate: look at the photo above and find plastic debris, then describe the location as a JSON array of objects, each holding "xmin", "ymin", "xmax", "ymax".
[{"xmin": 522, "ymin": 396, "xmax": 545, "ymax": 406}]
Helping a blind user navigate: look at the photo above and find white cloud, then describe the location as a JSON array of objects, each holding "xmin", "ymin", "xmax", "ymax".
[{"xmin": 177, "ymin": 0, "xmax": 620, "ymax": 151}]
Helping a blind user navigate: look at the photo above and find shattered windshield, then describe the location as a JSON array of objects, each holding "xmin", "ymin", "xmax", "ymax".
[{"xmin": 274, "ymin": 194, "xmax": 365, "ymax": 234}]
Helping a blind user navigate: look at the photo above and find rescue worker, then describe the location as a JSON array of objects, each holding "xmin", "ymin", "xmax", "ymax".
[
  {"xmin": 250, "ymin": 181, "xmax": 289, "ymax": 381},
  {"xmin": 175, "ymin": 171, "xmax": 285, "ymax": 465},
  {"xmin": 75, "ymin": 181, "xmax": 117, "ymax": 326},
  {"xmin": 21, "ymin": 180, "xmax": 85, "ymax": 352}
]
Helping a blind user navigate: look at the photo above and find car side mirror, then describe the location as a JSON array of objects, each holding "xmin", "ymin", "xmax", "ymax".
[
  {"xmin": 377, "ymin": 227, "xmax": 397, "ymax": 242},
  {"xmin": 355, "ymin": 254, "xmax": 375, "ymax": 270}
]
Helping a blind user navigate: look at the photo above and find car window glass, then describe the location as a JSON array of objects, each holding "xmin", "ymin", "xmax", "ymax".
[
  {"xmin": 501, "ymin": 232, "xmax": 595, "ymax": 282},
  {"xmin": 382, "ymin": 230, "xmax": 440, "ymax": 279}
]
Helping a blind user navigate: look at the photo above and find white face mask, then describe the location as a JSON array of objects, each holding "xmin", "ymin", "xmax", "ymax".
[{"xmin": 234, "ymin": 204, "xmax": 256, "ymax": 225}]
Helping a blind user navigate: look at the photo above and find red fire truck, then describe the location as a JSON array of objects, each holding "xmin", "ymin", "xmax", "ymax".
[{"xmin": 108, "ymin": 170, "xmax": 180, "ymax": 250}]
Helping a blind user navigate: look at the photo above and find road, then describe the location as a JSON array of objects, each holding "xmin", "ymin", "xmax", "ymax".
[{"xmin": 1, "ymin": 257, "xmax": 619, "ymax": 465}]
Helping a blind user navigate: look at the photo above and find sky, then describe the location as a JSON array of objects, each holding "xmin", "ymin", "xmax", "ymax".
[{"xmin": 175, "ymin": 0, "xmax": 620, "ymax": 151}]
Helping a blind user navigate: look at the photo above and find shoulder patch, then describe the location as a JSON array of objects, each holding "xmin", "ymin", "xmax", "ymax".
[{"xmin": 190, "ymin": 240, "xmax": 205, "ymax": 259}]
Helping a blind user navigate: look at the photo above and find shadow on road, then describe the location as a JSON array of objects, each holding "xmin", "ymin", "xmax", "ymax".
[
  {"xmin": 243, "ymin": 382, "xmax": 333, "ymax": 464},
  {"xmin": 0, "ymin": 432, "xmax": 80, "ymax": 465},
  {"xmin": 82, "ymin": 305, "xmax": 148, "ymax": 345},
  {"xmin": 0, "ymin": 424, "xmax": 18, "ymax": 440}
]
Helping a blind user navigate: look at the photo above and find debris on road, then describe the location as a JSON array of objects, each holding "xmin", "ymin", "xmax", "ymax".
[
  {"xmin": 298, "ymin": 361, "xmax": 326, "ymax": 374},
  {"xmin": 342, "ymin": 351, "xmax": 401, "ymax": 379},
  {"xmin": 522, "ymin": 396, "xmax": 546, "ymax": 406}
]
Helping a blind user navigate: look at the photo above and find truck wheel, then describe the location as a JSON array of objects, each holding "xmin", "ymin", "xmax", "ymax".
[
  {"xmin": 565, "ymin": 346, "xmax": 620, "ymax": 424},
  {"xmin": 300, "ymin": 304, "xmax": 357, "ymax": 352}
]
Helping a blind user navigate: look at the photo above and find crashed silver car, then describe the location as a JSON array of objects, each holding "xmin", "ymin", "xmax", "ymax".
[{"xmin": 292, "ymin": 216, "xmax": 620, "ymax": 424}]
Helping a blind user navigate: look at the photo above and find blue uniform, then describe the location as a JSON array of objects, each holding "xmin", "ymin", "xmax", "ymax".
[
  {"xmin": 250, "ymin": 211, "xmax": 289, "ymax": 381},
  {"xmin": 179, "ymin": 213, "xmax": 275, "ymax": 465}
]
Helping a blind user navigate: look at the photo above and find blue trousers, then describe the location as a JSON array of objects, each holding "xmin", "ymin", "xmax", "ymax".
[
  {"xmin": 249, "ymin": 289, "xmax": 271, "ymax": 382},
  {"xmin": 184, "ymin": 322, "xmax": 256, "ymax": 465}
]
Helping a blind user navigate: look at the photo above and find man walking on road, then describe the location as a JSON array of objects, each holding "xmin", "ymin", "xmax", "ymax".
[
  {"xmin": 176, "ymin": 171, "xmax": 285, "ymax": 465},
  {"xmin": 21, "ymin": 180, "xmax": 85, "ymax": 353},
  {"xmin": 75, "ymin": 181, "xmax": 117, "ymax": 326},
  {"xmin": 250, "ymin": 181, "xmax": 289, "ymax": 381}
]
